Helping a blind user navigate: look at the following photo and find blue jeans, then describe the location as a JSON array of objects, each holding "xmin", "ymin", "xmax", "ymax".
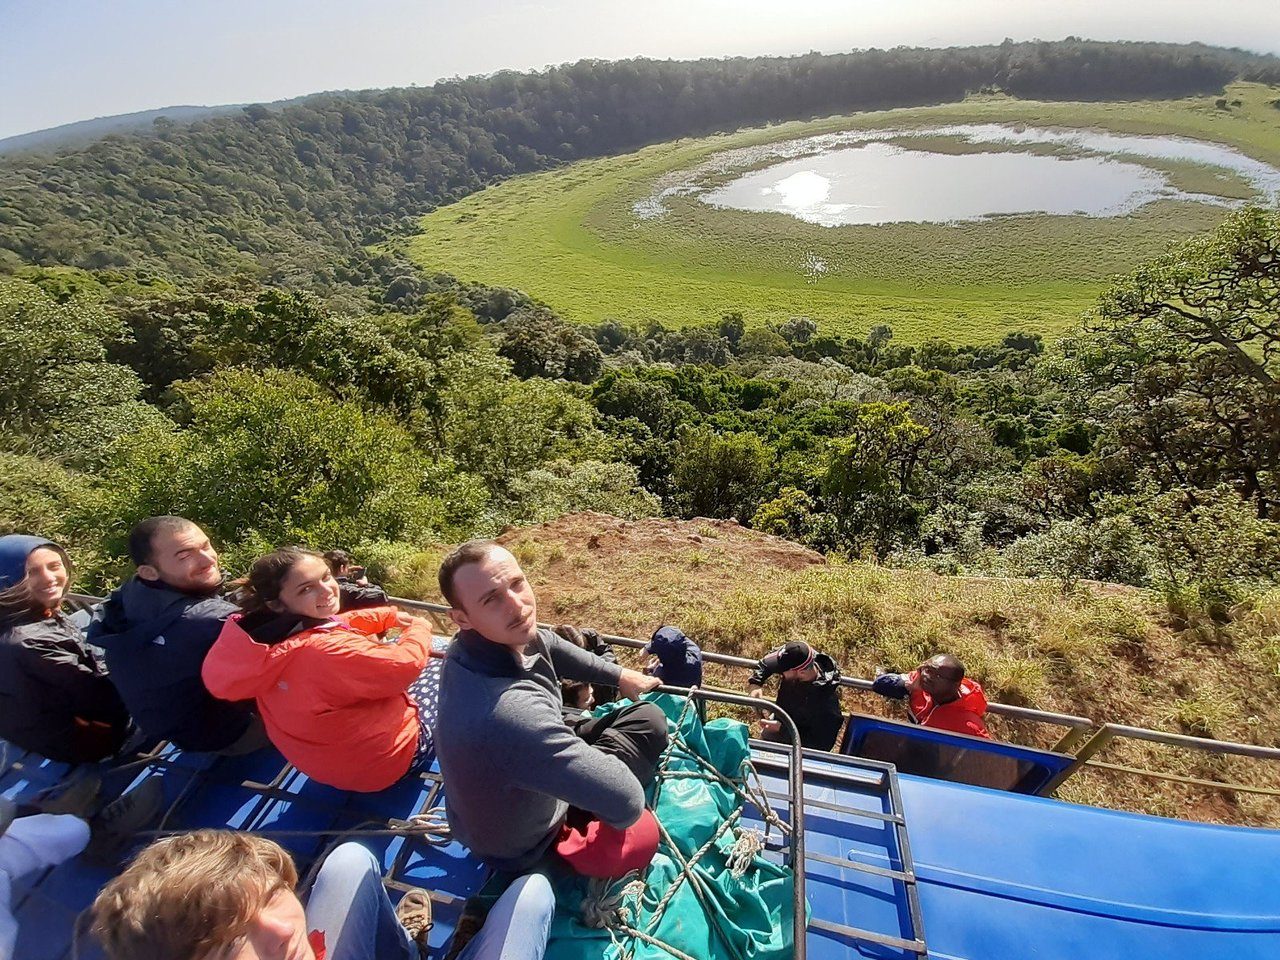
[{"xmin": 305, "ymin": 843, "xmax": 556, "ymax": 960}]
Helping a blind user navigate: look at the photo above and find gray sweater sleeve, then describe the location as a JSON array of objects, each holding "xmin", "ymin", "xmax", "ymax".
[
  {"xmin": 492, "ymin": 682, "xmax": 644, "ymax": 829},
  {"xmin": 545, "ymin": 632, "xmax": 625, "ymax": 687}
]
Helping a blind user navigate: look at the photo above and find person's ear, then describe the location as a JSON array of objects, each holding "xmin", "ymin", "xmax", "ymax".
[
  {"xmin": 136, "ymin": 564, "xmax": 161, "ymax": 582},
  {"xmin": 267, "ymin": 598, "xmax": 286, "ymax": 614},
  {"xmin": 449, "ymin": 606, "xmax": 473, "ymax": 631}
]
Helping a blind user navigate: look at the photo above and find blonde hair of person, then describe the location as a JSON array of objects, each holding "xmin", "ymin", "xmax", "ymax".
[{"xmin": 91, "ymin": 829, "xmax": 299, "ymax": 960}]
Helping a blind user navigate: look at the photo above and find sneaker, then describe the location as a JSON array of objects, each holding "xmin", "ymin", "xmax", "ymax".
[
  {"xmin": 395, "ymin": 889, "xmax": 434, "ymax": 955},
  {"xmin": 84, "ymin": 778, "xmax": 164, "ymax": 866},
  {"xmin": 32, "ymin": 772, "xmax": 102, "ymax": 818}
]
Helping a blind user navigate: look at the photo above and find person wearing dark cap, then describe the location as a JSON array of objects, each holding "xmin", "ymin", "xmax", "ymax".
[
  {"xmin": 747, "ymin": 641, "xmax": 845, "ymax": 751},
  {"xmin": 0, "ymin": 534, "xmax": 132, "ymax": 763},
  {"xmin": 643, "ymin": 625, "xmax": 704, "ymax": 689},
  {"xmin": 871, "ymin": 654, "xmax": 992, "ymax": 739}
]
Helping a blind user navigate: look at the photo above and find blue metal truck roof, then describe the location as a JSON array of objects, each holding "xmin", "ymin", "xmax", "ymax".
[{"xmin": 5, "ymin": 734, "xmax": 1279, "ymax": 960}]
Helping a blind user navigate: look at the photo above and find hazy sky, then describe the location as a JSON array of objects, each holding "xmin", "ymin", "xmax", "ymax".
[{"xmin": 2, "ymin": 0, "xmax": 1278, "ymax": 140}]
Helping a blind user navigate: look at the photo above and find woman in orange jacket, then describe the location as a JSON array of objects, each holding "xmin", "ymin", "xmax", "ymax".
[{"xmin": 201, "ymin": 547, "xmax": 443, "ymax": 792}]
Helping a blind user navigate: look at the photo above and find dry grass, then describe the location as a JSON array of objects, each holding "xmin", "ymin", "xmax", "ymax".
[{"xmin": 380, "ymin": 511, "xmax": 1280, "ymax": 825}]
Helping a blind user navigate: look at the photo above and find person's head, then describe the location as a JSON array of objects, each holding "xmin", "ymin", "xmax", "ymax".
[
  {"xmin": 236, "ymin": 548, "xmax": 340, "ymax": 620},
  {"xmin": 0, "ymin": 535, "xmax": 72, "ymax": 620},
  {"xmin": 91, "ymin": 829, "xmax": 305, "ymax": 960},
  {"xmin": 130, "ymin": 516, "xmax": 222, "ymax": 595},
  {"xmin": 645, "ymin": 625, "xmax": 694, "ymax": 665},
  {"xmin": 438, "ymin": 540, "xmax": 537, "ymax": 648},
  {"xmin": 774, "ymin": 641, "xmax": 819, "ymax": 682},
  {"xmin": 322, "ymin": 549, "xmax": 352, "ymax": 578},
  {"xmin": 918, "ymin": 654, "xmax": 966, "ymax": 700},
  {"xmin": 553, "ymin": 624, "xmax": 589, "ymax": 648},
  {"xmin": 561, "ymin": 678, "xmax": 595, "ymax": 710}
]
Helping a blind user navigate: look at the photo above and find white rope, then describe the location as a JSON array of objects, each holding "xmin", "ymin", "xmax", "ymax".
[
  {"xmin": 727, "ymin": 827, "xmax": 764, "ymax": 878},
  {"xmin": 614, "ymin": 923, "xmax": 703, "ymax": 960},
  {"xmin": 393, "ymin": 806, "xmax": 452, "ymax": 845}
]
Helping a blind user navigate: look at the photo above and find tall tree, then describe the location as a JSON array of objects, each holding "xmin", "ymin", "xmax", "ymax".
[{"xmin": 1062, "ymin": 206, "xmax": 1280, "ymax": 517}]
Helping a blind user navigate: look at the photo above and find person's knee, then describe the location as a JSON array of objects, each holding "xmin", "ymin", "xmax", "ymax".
[
  {"xmin": 509, "ymin": 873, "xmax": 556, "ymax": 926},
  {"xmin": 315, "ymin": 842, "xmax": 381, "ymax": 887},
  {"xmin": 628, "ymin": 703, "xmax": 670, "ymax": 752},
  {"xmin": 511, "ymin": 872, "xmax": 554, "ymax": 903}
]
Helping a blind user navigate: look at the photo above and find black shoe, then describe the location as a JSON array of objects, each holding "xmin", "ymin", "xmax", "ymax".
[
  {"xmin": 84, "ymin": 778, "xmax": 164, "ymax": 866},
  {"xmin": 32, "ymin": 772, "xmax": 103, "ymax": 819}
]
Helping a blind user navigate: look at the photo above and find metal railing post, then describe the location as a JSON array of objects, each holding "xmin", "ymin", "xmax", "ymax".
[
  {"xmin": 1047, "ymin": 724, "xmax": 1117, "ymax": 793},
  {"xmin": 656, "ymin": 684, "xmax": 808, "ymax": 960},
  {"xmin": 1050, "ymin": 726, "xmax": 1093, "ymax": 755}
]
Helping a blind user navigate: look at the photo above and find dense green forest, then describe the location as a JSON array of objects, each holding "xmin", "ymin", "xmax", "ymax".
[{"xmin": 1, "ymin": 40, "xmax": 1278, "ymax": 625}]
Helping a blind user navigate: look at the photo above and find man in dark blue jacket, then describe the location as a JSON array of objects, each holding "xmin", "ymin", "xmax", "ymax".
[{"xmin": 86, "ymin": 517, "xmax": 262, "ymax": 754}]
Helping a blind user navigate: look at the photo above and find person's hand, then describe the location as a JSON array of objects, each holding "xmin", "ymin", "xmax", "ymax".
[
  {"xmin": 617, "ymin": 668, "xmax": 661, "ymax": 700},
  {"xmin": 643, "ymin": 656, "xmax": 660, "ymax": 676},
  {"xmin": 759, "ymin": 718, "xmax": 781, "ymax": 737},
  {"xmin": 396, "ymin": 611, "xmax": 423, "ymax": 629}
]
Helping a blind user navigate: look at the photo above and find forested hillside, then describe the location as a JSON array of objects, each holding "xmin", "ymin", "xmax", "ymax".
[
  {"xmin": 2, "ymin": 40, "xmax": 1277, "ymax": 292},
  {"xmin": 5, "ymin": 200, "xmax": 1278, "ymax": 618}
]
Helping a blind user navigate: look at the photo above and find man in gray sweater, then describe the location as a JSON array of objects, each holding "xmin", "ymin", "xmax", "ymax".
[{"xmin": 434, "ymin": 541, "xmax": 666, "ymax": 872}]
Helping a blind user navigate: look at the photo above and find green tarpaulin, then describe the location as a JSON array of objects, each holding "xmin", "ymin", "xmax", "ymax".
[{"xmin": 546, "ymin": 693, "xmax": 802, "ymax": 960}]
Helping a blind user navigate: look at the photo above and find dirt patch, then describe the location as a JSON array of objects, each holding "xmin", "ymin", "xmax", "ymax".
[{"xmin": 494, "ymin": 511, "xmax": 824, "ymax": 638}]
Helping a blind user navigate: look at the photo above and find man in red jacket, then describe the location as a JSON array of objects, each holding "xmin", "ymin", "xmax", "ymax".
[{"xmin": 871, "ymin": 654, "xmax": 992, "ymax": 739}]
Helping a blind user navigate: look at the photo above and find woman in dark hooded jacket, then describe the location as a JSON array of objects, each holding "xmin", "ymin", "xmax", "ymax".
[{"xmin": 0, "ymin": 535, "xmax": 131, "ymax": 762}]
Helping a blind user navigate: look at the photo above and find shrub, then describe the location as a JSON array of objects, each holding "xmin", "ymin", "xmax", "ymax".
[
  {"xmin": 86, "ymin": 368, "xmax": 488, "ymax": 573},
  {"xmin": 505, "ymin": 459, "xmax": 661, "ymax": 524},
  {"xmin": 1137, "ymin": 485, "xmax": 1280, "ymax": 619}
]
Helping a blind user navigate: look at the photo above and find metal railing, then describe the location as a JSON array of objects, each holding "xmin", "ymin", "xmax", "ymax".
[
  {"xmin": 1061, "ymin": 722, "xmax": 1280, "ymax": 799},
  {"xmin": 658, "ymin": 685, "xmax": 809, "ymax": 959},
  {"xmin": 387, "ymin": 597, "xmax": 1280, "ymax": 807},
  {"xmin": 68, "ymin": 592, "xmax": 1280, "ymax": 808}
]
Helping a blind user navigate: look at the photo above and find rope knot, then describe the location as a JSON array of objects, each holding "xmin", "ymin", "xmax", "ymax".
[
  {"xmin": 727, "ymin": 827, "xmax": 764, "ymax": 878},
  {"xmin": 579, "ymin": 872, "xmax": 645, "ymax": 929}
]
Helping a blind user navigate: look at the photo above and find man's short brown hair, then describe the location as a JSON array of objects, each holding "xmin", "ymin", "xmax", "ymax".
[
  {"xmin": 437, "ymin": 539, "xmax": 500, "ymax": 608},
  {"xmin": 91, "ymin": 830, "xmax": 299, "ymax": 960}
]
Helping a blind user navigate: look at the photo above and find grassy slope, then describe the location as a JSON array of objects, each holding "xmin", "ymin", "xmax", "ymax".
[
  {"xmin": 403, "ymin": 82, "xmax": 1280, "ymax": 343},
  {"xmin": 385, "ymin": 513, "xmax": 1280, "ymax": 826}
]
